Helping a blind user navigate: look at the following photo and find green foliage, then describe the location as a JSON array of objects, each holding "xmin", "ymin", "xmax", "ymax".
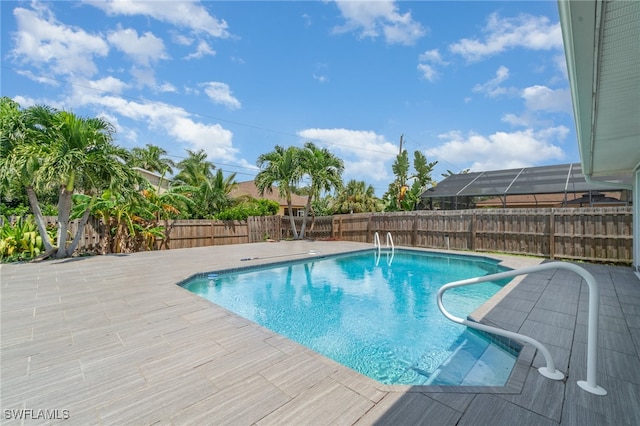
[
  {"xmin": 311, "ymin": 195, "xmax": 334, "ymax": 217},
  {"xmin": 216, "ymin": 199, "xmax": 279, "ymax": 220},
  {"xmin": 0, "ymin": 203, "xmax": 30, "ymax": 217},
  {"xmin": 333, "ymin": 179, "xmax": 382, "ymax": 214},
  {"xmin": 1, "ymin": 99, "xmax": 143, "ymax": 258},
  {"xmin": 0, "ymin": 203, "xmax": 59, "ymax": 218},
  {"xmin": 128, "ymin": 144, "xmax": 175, "ymax": 175},
  {"xmin": 72, "ymin": 190, "xmax": 162, "ymax": 254},
  {"xmin": 383, "ymin": 150, "xmax": 437, "ymax": 211},
  {"xmin": 0, "ymin": 216, "xmax": 55, "ymax": 263}
]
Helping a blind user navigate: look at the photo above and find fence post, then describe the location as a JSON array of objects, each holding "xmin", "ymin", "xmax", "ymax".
[
  {"xmin": 211, "ymin": 220, "xmax": 215, "ymax": 246},
  {"xmin": 470, "ymin": 211, "xmax": 476, "ymax": 251},
  {"xmin": 412, "ymin": 213, "xmax": 418, "ymax": 247},
  {"xmin": 549, "ymin": 210, "xmax": 555, "ymax": 260}
]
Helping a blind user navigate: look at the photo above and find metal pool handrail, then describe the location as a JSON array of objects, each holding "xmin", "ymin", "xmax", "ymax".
[
  {"xmin": 373, "ymin": 232, "xmax": 381, "ymax": 266},
  {"xmin": 373, "ymin": 232, "xmax": 395, "ymax": 266},
  {"xmin": 436, "ymin": 261, "xmax": 607, "ymax": 395},
  {"xmin": 385, "ymin": 232, "xmax": 395, "ymax": 265}
]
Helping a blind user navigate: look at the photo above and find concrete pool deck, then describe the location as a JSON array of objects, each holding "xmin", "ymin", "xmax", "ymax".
[{"xmin": 1, "ymin": 241, "xmax": 639, "ymax": 425}]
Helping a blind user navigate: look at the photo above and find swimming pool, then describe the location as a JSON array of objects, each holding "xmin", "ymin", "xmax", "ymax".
[{"xmin": 180, "ymin": 249, "xmax": 518, "ymax": 386}]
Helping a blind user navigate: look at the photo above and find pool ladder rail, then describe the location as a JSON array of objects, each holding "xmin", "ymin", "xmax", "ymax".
[
  {"xmin": 373, "ymin": 232, "xmax": 395, "ymax": 266},
  {"xmin": 437, "ymin": 261, "xmax": 607, "ymax": 396}
]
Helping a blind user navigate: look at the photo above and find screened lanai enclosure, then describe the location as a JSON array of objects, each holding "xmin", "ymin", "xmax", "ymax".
[{"xmin": 420, "ymin": 163, "xmax": 632, "ymax": 210}]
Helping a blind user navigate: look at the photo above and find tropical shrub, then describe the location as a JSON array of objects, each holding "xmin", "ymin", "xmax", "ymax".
[
  {"xmin": 0, "ymin": 216, "xmax": 55, "ymax": 262},
  {"xmin": 216, "ymin": 199, "xmax": 279, "ymax": 220}
]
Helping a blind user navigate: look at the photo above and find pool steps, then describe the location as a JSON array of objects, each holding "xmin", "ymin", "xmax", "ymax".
[
  {"xmin": 438, "ymin": 261, "xmax": 607, "ymax": 395},
  {"xmin": 424, "ymin": 331, "xmax": 514, "ymax": 386}
]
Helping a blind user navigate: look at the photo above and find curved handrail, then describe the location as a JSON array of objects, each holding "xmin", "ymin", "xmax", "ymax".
[
  {"xmin": 373, "ymin": 232, "xmax": 381, "ymax": 266},
  {"xmin": 437, "ymin": 261, "xmax": 607, "ymax": 395},
  {"xmin": 385, "ymin": 232, "xmax": 395, "ymax": 265}
]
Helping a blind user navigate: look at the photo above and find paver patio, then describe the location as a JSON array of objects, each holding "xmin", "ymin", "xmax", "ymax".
[{"xmin": 1, "ymin": 241, "xmax": 639, "ymax": 425}]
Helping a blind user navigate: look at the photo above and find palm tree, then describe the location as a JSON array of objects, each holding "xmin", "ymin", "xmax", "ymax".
[
  {"xmin": 299, "ymin": 142, "xmax": 344, "ymax": 239},
  {"xmin": 1, "ymin": 101, "xmax": 141, "ymax": 258},
  {"xmin": 333, "ymin": 179, "xmax": 382, "ymax": 214},
  {"xmin": 129, "ymin": 144, "xmax": 175, "ymax": 175},
  {"xmin": 172, "ymin": 149, "xmax": 237, "ymax": 218},
  {"xmin": 255, "ymin": 145, "xmax": 304, "ymax": 239},
  {"xmin": 192, "ymin": 169, "xmax": 237, "ymax": 218},
  {"xmin": 173, "ymin": 149, "xmax": 215, "ymax": 186}
]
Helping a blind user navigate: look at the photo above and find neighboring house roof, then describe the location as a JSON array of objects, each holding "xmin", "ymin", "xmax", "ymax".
[
  {"xmin": 230, "ymin": 180, "xmax": 307, "ymax": 208},
  {"xmin": 134, "ymin": 167, "xmax": 170, "ymax": 191}
]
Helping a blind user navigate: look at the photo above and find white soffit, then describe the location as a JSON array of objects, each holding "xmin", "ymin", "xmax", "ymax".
[{"xmin": 559, "ymin": 0, "xmax": 640, "ymax": 178}]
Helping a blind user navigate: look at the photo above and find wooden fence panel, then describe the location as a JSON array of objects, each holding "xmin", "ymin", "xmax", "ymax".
[
  {"xmin": 279, "ymin": 216, "xmax": 334, "ymax": 240},
  {"xmin": 214, "ymin": 221, "xmax": 248, "ymax": 246},
  {"xmin": 166, "ymin": 220, "xmax": 214, "ymax": 249},
  {"xmin": 473, "ymin": 209, "xmax": 550, "ymax": 256},
  {"xmin": 321, "ymin": 207, "xmax": 632, "ymax": 264},
  {"xmin": 248, "ymin": 216, "xmax": 281, "ymax": 242},
  {"xmin": 39, "ymin": 216, "xmax": 104, "ymax": 252},
  {"xmin": 9, "ymin": 207, "xmax": 630, "ymax": 263},
  {"xmin": 551, "ymin": 207, "xmax": 632, "ymax": 263}
]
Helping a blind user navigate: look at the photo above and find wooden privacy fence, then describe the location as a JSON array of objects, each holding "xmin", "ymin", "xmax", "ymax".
[
  {"xmin": 18, "ymin": 207, "xmax": 632, "ymax": 263},
  {"xmin": 159, "ymin": 219, "xmax": 248, "ymax": 249},
  {"xmin": 328, "ymin": 207, "xmax": 633, "ymax": 264}
]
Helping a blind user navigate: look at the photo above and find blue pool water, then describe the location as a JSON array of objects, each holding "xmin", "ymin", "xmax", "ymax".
[{"xmin": 180, "ymin": 249, "xmax": 518, "ymax": 386}]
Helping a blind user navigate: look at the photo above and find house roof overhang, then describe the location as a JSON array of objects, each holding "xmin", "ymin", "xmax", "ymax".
[{"xmin": 557, "ymin": 0, "xmax": 640, "ymax": 180}]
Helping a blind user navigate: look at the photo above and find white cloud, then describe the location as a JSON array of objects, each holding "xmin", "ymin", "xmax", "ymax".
[
  {"xmin": 297, "ymin": 128, "xmax": 398, "ymax": 182},
  {"xmin": 432, "ymin": 128, "xmax": 566, "ymax": 171},
  {"xmin": 202, "ymin": 82, "xmax": 241, "ymax": 110},
  {"xmin": 502, "ymin": 113, "xmax": 531, "ymax": 127},
  {"xmin": 184, "ymin": 40, "xmax": 216, "ymax": 60},
  {"xmin": 157, "ymin": 82, "xmax": 178, "ymax": 93},
  {"xmin": 87, "ymin": 0, "xmax": 230, "ymax": 38},
  {"xmin": 554, "ymin": 54, "xmax": 568, "ymax": 79},
  {"xmin": 69, "ymin": 89, "xmax": 238, "ymax": 161},
  {"xmin": 332, "ymin": 0, "xmax": 425, "ymax": 45},
  {"xmin": 522, "ymin": 85, "xmax": 572, "ymax": 114},
  {"xmin": 418, "ymin": 49, "xmax": 444, "ymax": 64},
  {"xmin": 130, "ymin": 66, "xmax": 157, "ymax": 89},
  {"xmin": 87, "ymin": 76, "xmax": 130, "ymax": 95},
  {"xmin": 417, "ymin": 63, "xmax": 437, "ymax": 82},
  {"xmin": 450, "ymin": 13, "xmax": 563, "ymax": 62},
  {"xmin": 172, "ymin": 33, "xmax": 193, "ymax": 46},
  {"xmin": 502, "ymin": 85, "xmax": 573, "ymax": 127},
  {"xmin": 302, "ymin": 13, "xmax": 312, "ymax": 28},
  {"xmin": 313, "ymin": 74, "xmax": 328, "ymax": 83},
  {"xmin": 417, "ymin": 49, "xmax": 447, "ymax": 82},
  {"xmin": 472, "ymin": 66, "xmax": 515, "ymax": 97},
  {"xmin": 107, "ymin": 27, "xmax": 167, "ymax": 66},
  {"xmin": 15, "ymin": 69, "xmax": 60, "ymax": 86},
  {"xmin": 10, "ymin": 5, "xmax": 108, "ymax": 77},
  {"xmin": 12, "ymin": 95, "xmax": 37, "ymax": 108}
]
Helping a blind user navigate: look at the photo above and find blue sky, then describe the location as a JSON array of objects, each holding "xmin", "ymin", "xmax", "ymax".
[{"xmin": 1, "ymin": 1, "xmax": 575, "ymax": 195}]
